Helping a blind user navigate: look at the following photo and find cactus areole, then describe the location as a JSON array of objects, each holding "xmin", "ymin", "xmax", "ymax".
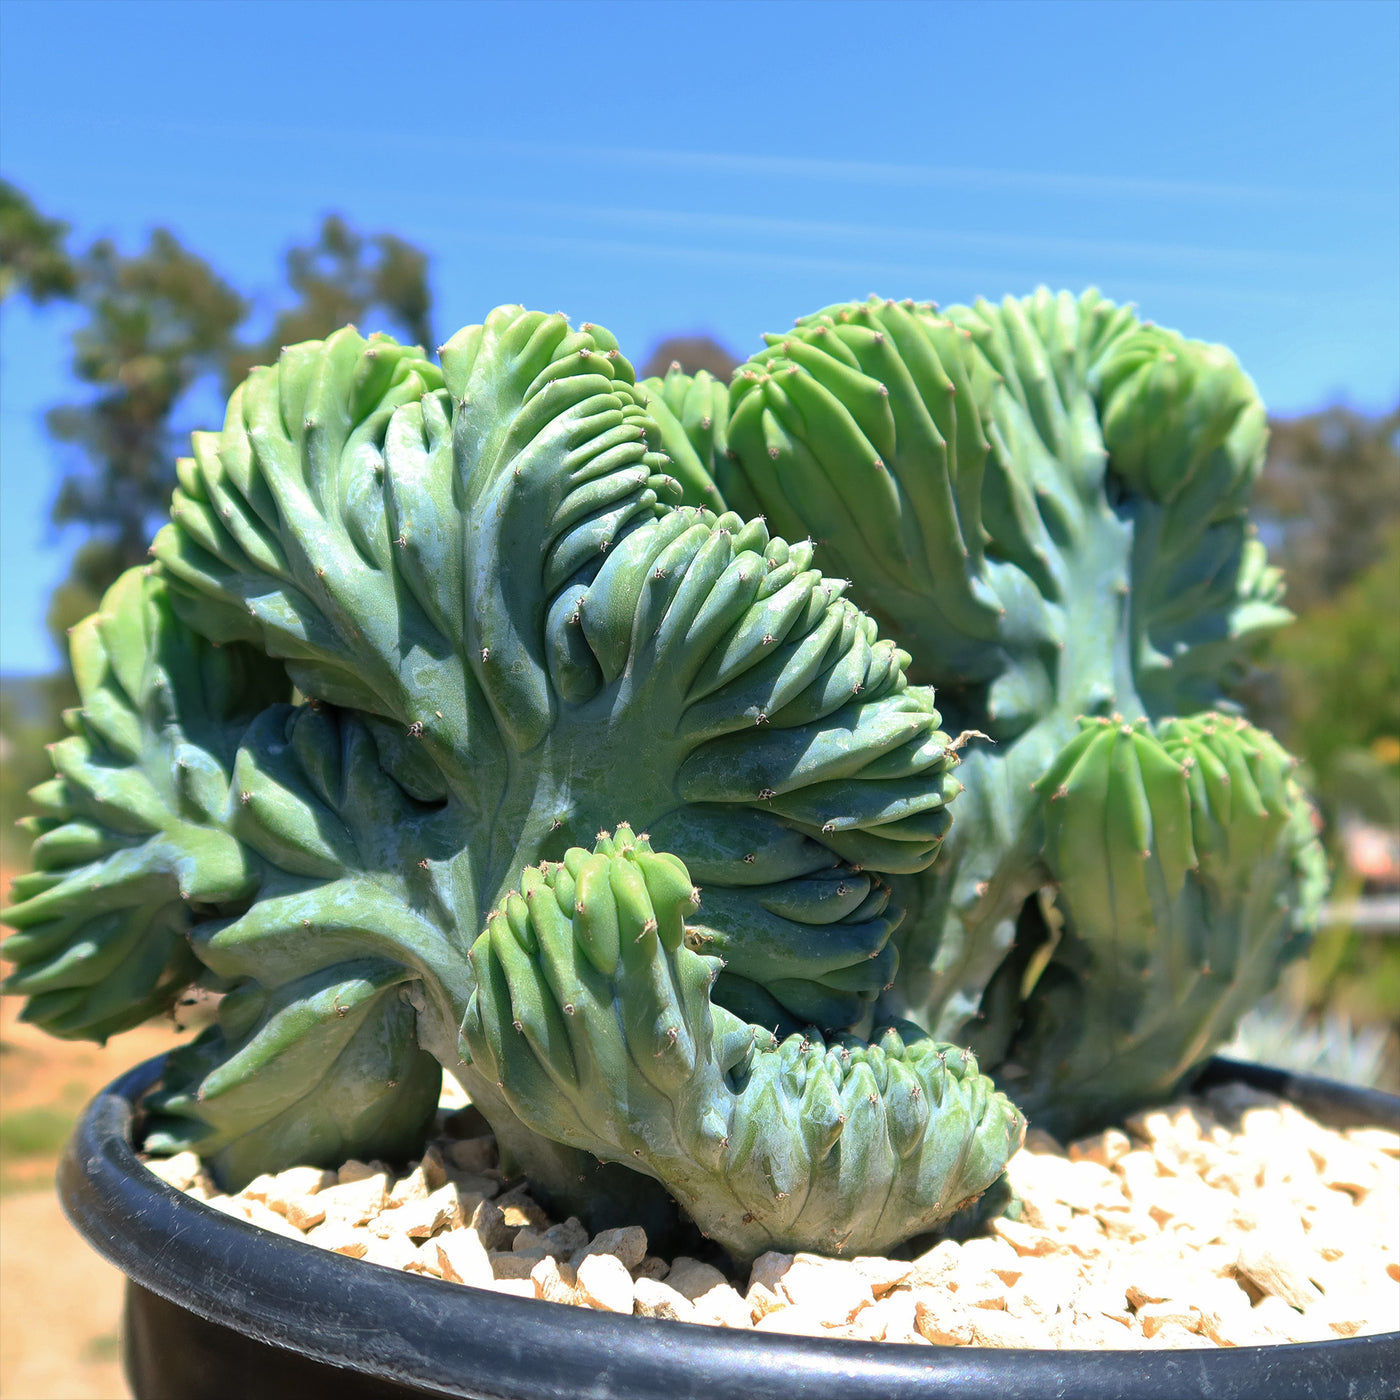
[{"xmin": 2, "ymin": 291, "xmax": 1324, "ymax": 1265}]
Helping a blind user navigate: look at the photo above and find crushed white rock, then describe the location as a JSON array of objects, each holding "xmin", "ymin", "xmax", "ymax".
[{"xmin": 140, "ymin": 1080, "xmax": 1400, "ymax": 1348}]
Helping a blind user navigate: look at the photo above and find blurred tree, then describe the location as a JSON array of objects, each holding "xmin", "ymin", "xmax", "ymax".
[
  {"xmin": 639, "ymin": 333, "xmax": 738, "ymax": 382},
  {"xmin": 223, "ymin": 213, "xmax": 435, "ymax": 389},
  {"xmin": 0, "ymin": 182, "xmax": 85, "ymax": 868},
  {"xmin": 0, "ymin": 677, "xmax": 69, "ymax": 868},
  {"xmin": 1266, "ymin": 528, "xmax": 1400, "ymax": 1056},
  {"xmin": 43, "ymin": 231, "xmax": 247, "ymax": 645},
  {"xmin": 2, "ymin": 191, "xmax": 440, "ymax": 881},
  {"xmin": 1269, "ymin": 526, "xmax": 1400, "ymax": 816},
  {"xmin": 12, "ymin": 197, "xmax": 438, "ymax": 648},
  {"xmin": 1241, "ymin": 405, "xmax": 1400, "ymax": 767},
  {"xmin": 1252, "ymin": 405, "xmax": 1400, "ymax": 613},
  {"xmin": 0, "ymin": 178, "xmax": 76, "ymax": 305}
]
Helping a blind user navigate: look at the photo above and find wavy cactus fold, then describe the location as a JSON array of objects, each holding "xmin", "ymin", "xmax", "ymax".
[
  {"xmin": 980, "ymin": 713, "xmax": 1324, "ymax": 1136},
  {"xmin": 145, "ymin": 958, "xmax": 443, "ymax": 1188},
  {"xmin": 655, "ymin": 289, "xmax": 1319, "ymax": 1131},
  {"xmin": 4, "ymin": 308, "xmax": 974, "ymax": 1254},
  {"xmin": 1, "ymin": 569, "xmax": 285, "ymax": 1042},
  {"xmin": 3, "ymin": 285, "xmax": 1325, "ymax": 1258},
  {"xmin": 461, "ymin": 826, "xmax": 1022, "ymax": 1260},
  {"xmin": 142, "ymin": 311, "xmax": 962, "ymax": 1047}
]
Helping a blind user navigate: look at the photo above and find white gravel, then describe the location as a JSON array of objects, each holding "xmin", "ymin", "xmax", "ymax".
[{"xmin": 141, "ymin": 1080, "xmax": 1400, "ymax": 1349}]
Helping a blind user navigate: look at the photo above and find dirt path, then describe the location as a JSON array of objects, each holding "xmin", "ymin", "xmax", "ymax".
[
  {"xmin": 0, "ymin": 1189, "xmax": 128, "ymax": 1399},
  {"xmin": 0, "ymin": 987, "xmax": 190, "ymax": 1400}
]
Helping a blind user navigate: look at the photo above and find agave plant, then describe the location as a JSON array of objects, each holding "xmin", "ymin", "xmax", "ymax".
[{"xmin": 1, "ymin": 290, "xmax": 1324, "ymax": 1263}]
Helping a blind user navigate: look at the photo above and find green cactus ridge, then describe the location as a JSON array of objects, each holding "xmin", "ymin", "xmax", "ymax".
[
  {"xmin": 654, "ymin": 290, "xmax": 1284, "ymax": 728},
  {"xmin": 460, "ymin": 825, "xmax": 1023, "ymax": 1261},
  {"xmin": 0, "ymin": 568, "xmax": 284, "ymax": 1042},
  {"xmin": 143, "ymin": 959, "xmax": 444, "ymax": 1186},
  {"xmin": 646, "ymin": 289, "xmax": 1314, "ymax": 1127},
  {"xmin": 982, "ymin": 712, "xmax": 1324, "ymax": 1137},
  {"xmin": 3, "ymin": 309, "xmax": 968, "ymax": 1239},
  {"xmin": 1, "ymin": 287, "xmax": 1324, "ymax": 1257}
]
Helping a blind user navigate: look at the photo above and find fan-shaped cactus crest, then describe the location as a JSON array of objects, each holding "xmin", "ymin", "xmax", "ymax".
[{"xmin": 2, "ymin": 289, "xmax": 1322, "ymax": 1261}]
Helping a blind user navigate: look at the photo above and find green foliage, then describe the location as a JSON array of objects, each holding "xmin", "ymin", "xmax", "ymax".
[
  {"xmin": 1226, "ymin": 998, "xmax": 1392, "ymax": 1091},
  {"xmin": 0, "ymin": 673, "xmax": 75, "ymax": 869},
  {"xmin": 1233, "ymin": 406, "xmax": 1400, "ymax": 1082},
  {"xmin": 1251, "ymin": 406, "xmax": 1400, "ymax": 614},
  {"xmin": 43, "ymin": 231, "xmax": 246, "ymax": 643},
  {"xmin": 0, "ymin": 1104, "xmax": 79, "ymax": 1159},
  {"xmin": 220, "ymin": 214, "xmax": 435, "ymax": 392},
  {"xmin": 0, "ymin": 179, "xmax": 76, "ymax": 304},
  {"xmin": 1237, "ymin": 404, "xmax": 1399, "ymax": 830},
  {"xmin": 0, "ymin": 185, "xmax": 438, "ymax": 652},
  {"xmin": 1267, "ymin": 527, "xmax": 1400, "ymax": 794}
]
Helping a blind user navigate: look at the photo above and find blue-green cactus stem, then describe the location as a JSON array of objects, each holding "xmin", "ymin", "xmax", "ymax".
[
  {"xmin": 0, "ymin": 568, "xmax": 285, "ymax": 1041},
  {"xmin": 144, "ymin": 960, "xmax": 442, "ymax": 1185},
  {"xmin": 150, "ymin": 311, "xmax": 961, "ymax": 1043},
  {"xmin": 3, "ymin": 312, "xmax": 968, "ymax": 1208},
  {"xmin": 459, "ymin": 827, "xmax": 1024, "ymax": 1262},
  {"xmin": 3, "ymin": 286, "xmax": 1322, "ymax": 1247},
  {"xmin": 658, "ymin": 290, "xmax": 1305, "ymax": 1112},
  {"xmin": 991, "ymin": 713, "xmax": 1324, "ymax": 1137}
]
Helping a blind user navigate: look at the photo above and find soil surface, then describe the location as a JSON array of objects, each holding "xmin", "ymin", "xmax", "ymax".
[{"xmin": 0, "ymin": 982, "xmax": 190, "ymax": 1400}]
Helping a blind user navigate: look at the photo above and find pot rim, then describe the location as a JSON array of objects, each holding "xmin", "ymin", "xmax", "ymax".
[{"xmin": 58, "ymin": 1054, "xmax": 1400, "ymax": 1400}]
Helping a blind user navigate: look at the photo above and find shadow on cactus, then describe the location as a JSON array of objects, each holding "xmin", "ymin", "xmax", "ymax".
[{"xmin": 1, "ymin": 290, "xmax": 1324, "ymax": 1263}]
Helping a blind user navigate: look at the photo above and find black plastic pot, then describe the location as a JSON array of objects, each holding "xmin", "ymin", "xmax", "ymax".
[{"xmin": 59, "ymin": 1055, "xmax": 1400, "ymax": 1400}]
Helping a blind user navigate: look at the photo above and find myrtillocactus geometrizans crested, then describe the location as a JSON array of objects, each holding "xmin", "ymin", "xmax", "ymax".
[{"xmin": 1, "ymin": 291, "xmax": 1324, "ymax": 1261}]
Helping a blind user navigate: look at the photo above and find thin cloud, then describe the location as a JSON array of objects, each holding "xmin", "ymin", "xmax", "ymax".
[
  {"xmin": 414, "ymin": 194, "xmax": 1328, "ymax": 274},
  {"xmin": 61, "ymin": 164, "xmax": 1336, "ymax": 282},
  {"xmin": 78, "ymin": 115, "xmax": 1369, "ymax": 208},
  {"xmin": 420, "ymin": 226, "xmax": 1307, "ymax": 309},
  {"xmin": 481, "ymin": 139, "xmax": 1326, "ymax": 205}
]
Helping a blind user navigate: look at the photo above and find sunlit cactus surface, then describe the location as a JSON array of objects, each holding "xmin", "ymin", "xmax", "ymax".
[{"xmin": 2, "ymin": 290, "xmax": 1323, "ymax": 1260}]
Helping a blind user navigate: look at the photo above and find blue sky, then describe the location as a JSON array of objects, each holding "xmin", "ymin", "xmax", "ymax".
[{"xmin": 2, "ymin": 0, "xmax": 1397, "ymax": 674}]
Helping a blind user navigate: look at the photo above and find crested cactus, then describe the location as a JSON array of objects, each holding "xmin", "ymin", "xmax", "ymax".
[
  {"xmin": 2, "ymin": 286, "xmax": 1323, "ymax": 1262},
  {"xmin": 462, "ymin": 824, "xmax": 1018, "ymax": 1259},
  {"xmin": 657, "ymin": 290, "xmax": 1320, "ymax": 1137}
]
